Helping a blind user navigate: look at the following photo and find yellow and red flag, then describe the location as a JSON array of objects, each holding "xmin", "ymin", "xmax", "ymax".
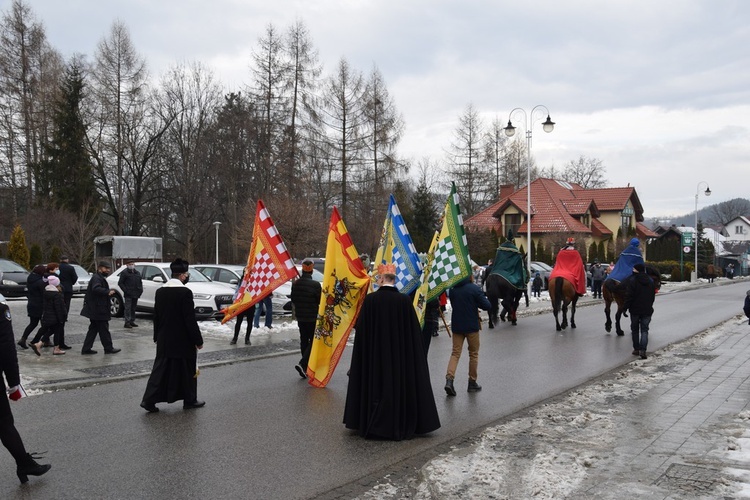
[
  {"xmin": 307, "ymin": 207, "xmax": 370, "ymax": 388},
  {"xmin": 221, "ymin": 200, "xmax": 298, "ymax": 324}
]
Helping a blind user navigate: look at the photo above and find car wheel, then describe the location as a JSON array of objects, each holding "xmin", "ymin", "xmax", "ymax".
[{"xmin": 110, "ymin": 293, "xmax": 124, "ymax": 317}]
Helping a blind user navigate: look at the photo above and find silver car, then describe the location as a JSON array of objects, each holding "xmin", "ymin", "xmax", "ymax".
[{"xmin": 107, "ymin": 262, "xmax": 235, "ymax": 320}]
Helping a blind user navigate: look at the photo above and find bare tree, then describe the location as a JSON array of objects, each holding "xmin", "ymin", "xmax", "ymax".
[
  {"xmin": 482, "ymin": 117, "xmax": 510, "ymax": 199},
  {"xmin": 560, "ymin": 155, "xmax": 608, "ymax": 189},
  {"xmin": 707, "ymin": 198, "xmax": 750, "ymax": 225},
  {"xmin": 445, "ymin": 103, "xmax": 493, "ymax": 216}
]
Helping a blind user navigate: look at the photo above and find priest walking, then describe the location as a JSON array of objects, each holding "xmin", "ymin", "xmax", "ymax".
[
  {"xmin": 140, "ymin": 258, "xmax": 205, "ymax": 413},
  {"xmin": 343, "ymin": 263, "xmax": 440, "ymax": 440}
]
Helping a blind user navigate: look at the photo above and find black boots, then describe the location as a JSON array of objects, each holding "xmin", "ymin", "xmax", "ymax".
[
  {"xmin": 17, "ymin": 453, "xmax": 51, "ymax": 484},
  {"xmin": 468, "ymin": 380, "xmax": 482, "ymax": 392},
  {"xmin": 444, "ymin": 378, "xmax": 456, "ymax": 396}
]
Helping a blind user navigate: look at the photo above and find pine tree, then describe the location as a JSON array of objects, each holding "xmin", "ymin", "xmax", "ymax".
[
  {"xmin": 41, "ymin": 58, "xmax": 97, "ymax": 213},
  {"xmin": 409, "ymin": 177, "xmax": 439, "ymax": 253}
]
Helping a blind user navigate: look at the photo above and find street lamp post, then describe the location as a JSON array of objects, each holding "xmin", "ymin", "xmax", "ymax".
[
  {"xmin": 213, "ymin": 221, "xmax": 222, "ymax": 264},
  {"xmin": 504, "ymin": 106, "xmax": 555, "ymax": 295},
  {"xmin": 692, "ymin": 182, "xmax": 711, "ymax": 282}
]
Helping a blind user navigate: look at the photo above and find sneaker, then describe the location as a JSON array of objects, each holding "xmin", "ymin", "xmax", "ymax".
[{"xmin": 295, "ymin": 364, "xmax": 307, "ymax": 379}]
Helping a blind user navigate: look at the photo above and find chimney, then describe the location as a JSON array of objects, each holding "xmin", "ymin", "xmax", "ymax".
[{"xmin": 499, "ymin": 184, "xmax": 515, "ymax": 201}]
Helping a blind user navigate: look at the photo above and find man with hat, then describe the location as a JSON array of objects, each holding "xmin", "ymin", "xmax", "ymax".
[
  {"xmin": 80, "ymin": 261, "xmax": 121, "ymax": 355},
  {"xmin": 343, "ymin": 263, "xmax": 440, "ymax": 440},
  {"xmin": 290, "ymin": 259, "xmax": 322, "ymax": 379},
  {"xmin": 140, "ymin": 258, "xmax": 205, "ymax": 412},
  {"xmin": 590, "ymin": 259, "xmax": 607, "ymax": 299},
  {"xmin": 118, "ymin": 260, "xmax": 143, "ymax": 328},
  {"xmin": 57, "ymin": 255, "xmax": 78, "ymax": 313}
]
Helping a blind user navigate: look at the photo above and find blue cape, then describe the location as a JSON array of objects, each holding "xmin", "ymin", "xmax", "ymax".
[{"xmin": 607, "ymin": 238, "xmax": 644, "ymax": 282}]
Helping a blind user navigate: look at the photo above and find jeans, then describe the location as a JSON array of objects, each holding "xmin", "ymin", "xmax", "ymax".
[
  {"xmin": 592, "ymin": 280, "xmax": 603, "ymax": 298},
  {"xmin": 446, "ymin": 331, "xmax": 480, "ymax": 382},
  {"xmin": 630, "ymin": 314, "xmax": 651, "ymax": 351},
  {"xmin": 253, "ymin": 296, "xmax": 273, "ymax": 328}
]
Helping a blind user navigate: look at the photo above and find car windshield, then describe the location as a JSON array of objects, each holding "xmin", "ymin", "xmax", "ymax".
[
  {"xmin": 158, "ymin": 266, "xmax": 211, "ymax": 282},
  {"xmin": 0, "ymin": 259, "xmax": 27, "ymax": 272},
  {"xmin": 72, "ymin": 264, "xmax": 90, "ymax": 277}
]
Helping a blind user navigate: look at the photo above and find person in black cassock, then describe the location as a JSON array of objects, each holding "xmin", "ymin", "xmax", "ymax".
[
  {"xmin": 140, "ymin": 258, "xmax": 205, "ymax": 412},
  {"xmin": 343, "ymin": 263, "xmax": 440, "ymax": 440}
]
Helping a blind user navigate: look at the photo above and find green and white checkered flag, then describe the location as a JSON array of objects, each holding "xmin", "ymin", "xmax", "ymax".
[{"xmin": 425, "ymin": 183, "xmax": 472, "ymax": 302}]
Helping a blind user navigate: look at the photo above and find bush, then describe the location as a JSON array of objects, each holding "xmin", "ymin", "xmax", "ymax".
[{"xmin": 670, "ymin": 266, "xmax": 682, "ymax": 282}]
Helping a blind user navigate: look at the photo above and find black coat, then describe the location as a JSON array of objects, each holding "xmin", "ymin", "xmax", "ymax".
[
  {"xmin": 26, "ymin": 273, "xmax": 46, "ymax": 318},
  {"xmin": 41, "ymin": 288, "xmax": 67, "ymax": 326},
  {"xmin": 153, "ymin": 282, "xmax": 203, "ymax": 359},
  {"xmin": 0, "ymin": 303, "xmax": 21, "ymax": 388},
  {"xmin": 290, "ymin": 272, "xmax": 321, "ymax": 323},
  {"xmin": 343, "ymin": 286, "xmax": 440, "ymax": 440},
  {"xmin": 58, "ymin": 262, "xmax": 78, "ymax": 294},
  {"xmin": 744, "ymin": 296, "xmax": 750, "ymax": 322},
  {"xmin": 118, "ymin": 268, "xmax": 143, "ymax": 298},
  {"xmin": 80, "ymin": 272, "xmax": 112, "ymax": 321},
  {"xmin": 623, "ymin": 272, "xmax": 656, "ymax": 316}
]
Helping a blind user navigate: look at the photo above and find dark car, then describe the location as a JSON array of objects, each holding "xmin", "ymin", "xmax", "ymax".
[{"xmin": 0, "ymin": 258, "xmax": 30, "ymax": 297}]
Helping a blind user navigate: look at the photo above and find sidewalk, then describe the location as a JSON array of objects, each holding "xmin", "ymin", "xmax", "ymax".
[{"xmin": 356, "ymin": 316, "xmax": 750, "ymax": 499}]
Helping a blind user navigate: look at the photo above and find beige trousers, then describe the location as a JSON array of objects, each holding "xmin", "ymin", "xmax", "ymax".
[{"xmin": 446, "ymin": 331, "xmax": 480, "ymax": 382}]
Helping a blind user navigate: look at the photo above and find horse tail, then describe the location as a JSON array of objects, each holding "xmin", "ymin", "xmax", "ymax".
[{"xmin": 553, "ymin": 276, "xmax": 564, "ymax": 312}]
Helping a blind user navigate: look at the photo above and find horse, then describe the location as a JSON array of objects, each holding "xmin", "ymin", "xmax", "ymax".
[
  {"xmin": 548, "ymin": 276, "xmax": 579, "ymax": 331},
  {"xmin": 603, "ymin": 265, "xmax": 662, "ymax": 336},
  {"xmin": 485, "ymin": 273, "xmax": 525, "ymax": 326}
]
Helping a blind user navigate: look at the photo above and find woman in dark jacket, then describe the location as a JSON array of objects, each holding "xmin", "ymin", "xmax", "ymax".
[
  {"xmin": 16, "ymin": 265, "xmax": 47, "ymax": 349},
  {"xmin": 31, "ymin": 276, "xmax": 68, "ymax": 355}
]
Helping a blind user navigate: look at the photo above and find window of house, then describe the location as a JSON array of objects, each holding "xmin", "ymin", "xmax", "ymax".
[
  {"xmin": 580, "ymin": 214, "xmax": 590, "ymax": 227},
  {"xmin": 736, "ymin": 226, "xmax": 745, "ymax": 235},
  {"xmin": 504, "ymin": 214, "xmax": 521, "ymax": 236}
]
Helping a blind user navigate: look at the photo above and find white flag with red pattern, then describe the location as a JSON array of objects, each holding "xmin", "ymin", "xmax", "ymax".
[{"xmin": 221, "ymin": 200, "xmax": 299, "ymax": 324}]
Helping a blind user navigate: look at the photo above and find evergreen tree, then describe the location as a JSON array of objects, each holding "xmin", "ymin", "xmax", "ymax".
[
  {"xmin": 29, "ymin": 243, "xmax": 42, "ymax": 266},
  {"xmin": 409, "ymin": 176, "xmax": 438, "ymax": 253},
  {"xmin": 41, "ymin": 58, "xmax": 97, "ymax": 213},
  {"xmin": 7, "ymin": 224, "xmax": 29, "ymax": 269}
]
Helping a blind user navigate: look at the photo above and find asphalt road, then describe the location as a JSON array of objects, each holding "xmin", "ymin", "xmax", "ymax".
[{"xmin": 0, "ymin": 281, "xmax": 745, "ymax": 499}]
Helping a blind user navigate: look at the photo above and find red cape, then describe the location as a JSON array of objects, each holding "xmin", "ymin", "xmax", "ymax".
[{"xmin": 550, "ymin": 249, "xmax": 587, "ymax": 296}]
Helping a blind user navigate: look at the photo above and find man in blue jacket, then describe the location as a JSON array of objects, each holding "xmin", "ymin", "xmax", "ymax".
[{"xmin": 445, "ymin": 276, "xmax": 492, "ymax": 396}]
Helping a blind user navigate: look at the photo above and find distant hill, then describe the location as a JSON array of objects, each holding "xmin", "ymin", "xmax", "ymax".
[{"xmin": 646, "ymin": 198, "xmax": 750, "ymax": 229}]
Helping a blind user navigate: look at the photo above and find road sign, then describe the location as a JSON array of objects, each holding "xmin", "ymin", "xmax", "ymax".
[
  {"xmin": 681, "ymin": 232, "xmax": 693, "ymax": 246},
  {"xmin": 683, "ymin": 246, "xmax": 691, "ymax": 253}
]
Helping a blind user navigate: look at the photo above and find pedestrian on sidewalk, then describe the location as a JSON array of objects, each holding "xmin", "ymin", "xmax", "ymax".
[
  {"xmin": 0, "ymin": 273, "xmax": 52, "ymax": 483},
  {"xmin": 343, "ymin": 263, "xmax": 440, "ymax": 440},
  {"xmin": 253, "ymin": 295, "xmax": 273, "ymax": 329},
  {"xmin": 532, "ymin": 272, "xmax": 543, "ymax": 298},
  {"xmin": 29, "ymin": 263, "xmax": 61, "ymax": 349},
  {"xmin": 230, "ymin": 269, "xmax": 255, "ymax": 345},
  {"xmin": 31, "ymin": 276, "xmax": 68, "ymax": 355},
  {"xmin": 590, "ymin": 260, "xmax": 607, "ymax": 299},
  {"xmin": 16, "ymin": 265, "xmax": 47, "ymax": 350},
  {"xmin": 140, "ymin": 258, "xmax": 205, "ymax": 413},
  {"xmin": 444, "ymin": 276, "xmax": 492, "ymax": 396},
  {"xmin": 118, "ymin": 261, "xmax": 143, "ymax": 328},
  {"xmin": 743, "ymin": 290, "xmax": 750, "ymax": 325},
  {"xmin": 290, "ymin": 259, "xmax": 321, "ymax": 379},
  {"xmin": 623, "ymin": 263, "xmax": 657, "ymax": 359},
  {"xmin": 58, "ymin": 256, "xmax": 77, "ymax": 314},
  {"xmin": 80, "ymin": 261, "xmax": 121, "ymax": 355}
]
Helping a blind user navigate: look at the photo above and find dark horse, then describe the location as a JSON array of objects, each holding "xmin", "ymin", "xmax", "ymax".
[
  {"xmin": 485, "ymin": 273, "xmax": 524, "ymax": 326},
  {"xmin": 548, "ymin": 276, "xmax": 579, "ymax": 331},
  {"xmin": 603, "ymin": 265, "xmax": 662, "ymax": 336}
]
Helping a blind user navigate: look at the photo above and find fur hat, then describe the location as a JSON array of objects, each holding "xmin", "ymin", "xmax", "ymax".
[
  {"xmin": 633, "ymin": 263, "xmax": 646, "ymax": 273},
  {"xmin": 301, "ymin": 260, "xmax": 314, "ymax": 273},
  {"xmin": 170, "ymin": 258, "xmax": 189, "ymax": 274},
  {"xmin": 47, "ymin": 276, "xmax": 60, "ymax": 287}
]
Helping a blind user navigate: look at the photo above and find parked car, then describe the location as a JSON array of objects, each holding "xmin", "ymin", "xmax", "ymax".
[
  {"xmin": 71, "ymin": 263, "xmax": 91, "ymax": 294},
  {"xmin": 106, "ymin": 262, "xmax": 235, "ymax": 320},
  {"xmin": 0, "ymin": 258, "xmax": 30, "ymax": 297},
  {"xmin": 194, "ymin": 263, "xmax": 324, "ymax": 314},
  {"xmin": 529, "ymin": 261, "xmax": 553, "ymax": 290}
]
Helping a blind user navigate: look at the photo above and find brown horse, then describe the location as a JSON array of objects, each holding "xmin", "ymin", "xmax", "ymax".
[
  {"xmin": 548, "ymin": 276, "xmax": 579, "ymax": 331},
  {"xmin": 603, "ymin": 265, "xmax": 662, "ymax": 335}
]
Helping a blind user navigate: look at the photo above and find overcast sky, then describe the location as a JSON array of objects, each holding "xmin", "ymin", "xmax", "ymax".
[{"xmin": 13, "ymin": 0, "xmax": 750, "ymax": 219}]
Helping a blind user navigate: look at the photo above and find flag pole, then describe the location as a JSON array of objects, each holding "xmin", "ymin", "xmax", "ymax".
[{"xmin": 439, "ymin": 308, "xmax": 452, "ymax": 338}]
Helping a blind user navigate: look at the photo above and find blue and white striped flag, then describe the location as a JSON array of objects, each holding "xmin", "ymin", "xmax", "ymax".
[{"xmin": 372, "ymin": 194, "xmax": 423, "ymax": 294}]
